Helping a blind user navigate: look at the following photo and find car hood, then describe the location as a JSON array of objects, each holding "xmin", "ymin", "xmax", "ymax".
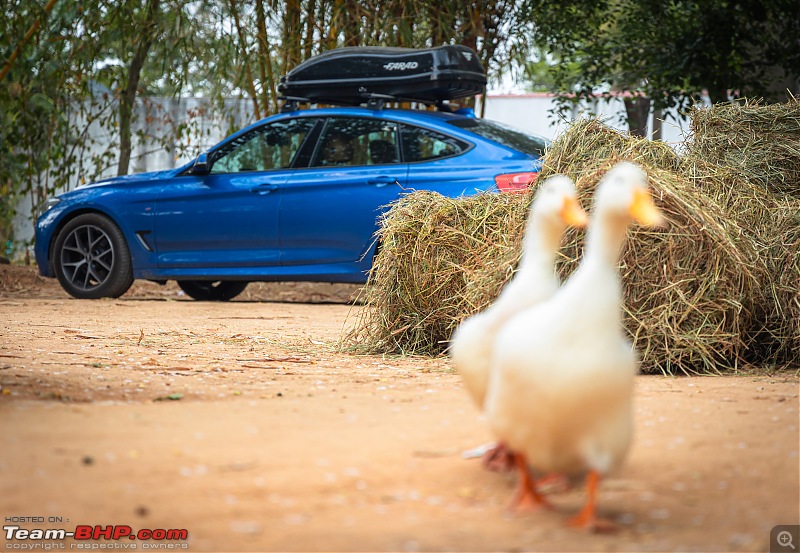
[{"xmin": 78, "ymin": 168, "xmax": 183, "ymax": 191}]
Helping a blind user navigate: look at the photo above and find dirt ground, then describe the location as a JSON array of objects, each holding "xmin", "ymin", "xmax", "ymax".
[{"xmin": 1, "ymin": 264, "xmax": 798, "ymax": 552}]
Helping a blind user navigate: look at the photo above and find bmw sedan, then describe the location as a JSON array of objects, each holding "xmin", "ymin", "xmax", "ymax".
[{"xmin": 35, "ymin": 106, "xmax": 549, "ymax": 301}]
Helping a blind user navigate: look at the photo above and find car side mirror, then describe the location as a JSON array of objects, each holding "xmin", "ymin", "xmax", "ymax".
[{"xmin": 190, "ymin": 152, "xmax": 209, "ymax": 175}]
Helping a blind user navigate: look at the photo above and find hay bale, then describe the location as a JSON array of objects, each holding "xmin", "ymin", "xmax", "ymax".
[
  {"xmin": 787, "ymin": 220, "xmax": 800, "ymax": 361},
  {"xmin": 687, "ymin": 98, "xmax": 800, "ymax": 197},
  {"xmin": 677, "ymin": 156, "xmax": 794, "ymax": 365},
  {"xmin": 346, "ymin": 190, "xmax": 530, "ymax": 355},
  {"xmin": 347, "ymin": 109, "xmax": 800, "ymax": 373},
  {"xmin": 682, "ymin": 100, "xmax": 800, "ymax": 367},
  {"xmin": 537, "ymin": 121, "xmax": 760, "ymax": 374},
  {"xmin": 757, "ymin": 200, "xmax": 800, "ymax": 364},
  {"xmin": 537, "ymin": 118, "xmax": 682, "ymax": 180}
]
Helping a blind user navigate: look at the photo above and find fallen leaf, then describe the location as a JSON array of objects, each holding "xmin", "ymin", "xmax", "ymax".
[{"xmin": 153, "ymin": 393, "xmax": 184, "ymax": 402}]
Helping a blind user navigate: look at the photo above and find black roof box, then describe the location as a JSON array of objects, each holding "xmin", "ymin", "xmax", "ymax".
[{"xmin": 278, "ymin": 45, "xmax": 486, "ymax": 106}]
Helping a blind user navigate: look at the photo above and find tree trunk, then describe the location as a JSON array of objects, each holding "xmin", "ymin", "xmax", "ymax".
[
  {"xmin": 254, "ymin": 0, "xmax": 272, "ymax": 116},
  {"xmin": 0, "ymin": 0, "xmax": 59, "ymax": 83},
  {"xmin": 652, "ymin": 107, "xmax": 663, "ymax": 141},
  {"xmin": 327, "ymin": 0, "xmax": 340, "ymax": 47},
  {"xmin": 117, "ymin": 0, "xmax": 161, "ymax": 177},
  {"xmin": 706, "ymin": 86, "xmax": 729, "ymax": 104},
  {"xmin": 283, "ymin": 0, "xmax": 302, "ymax": 70},
  {"xmin": 429, "ymin": 2, "xmax": 451, "ymax": 47},
  {"xmin": 264, "ymin": 30, "xmax": 279, "ymax": 115},
  {"xmin": 316, "ymin": 0, "xmax": 330, "ymax": 53},
  {"xmin": 228, "ymin": 0, "xmax": 261, "ymax": 120},
  {"xmin": 303, "ymin": 0, "xmax": 316, "ymax": 60},
  {"xmin": 342, "ymin": 0, "xmax": 360, "ymax": 47},
  {"xmin": 462, "ymin": 4, "xmax": 485, "ymax": 111},
  {"xmin": 623, "ymin": 96, "xmax": 651, "ymax": 138}
]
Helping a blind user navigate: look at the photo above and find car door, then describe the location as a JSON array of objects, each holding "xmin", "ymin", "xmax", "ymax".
[
  {"xmin": 279, "ymin": 116, "xmax": 408, "ymax": 267},
  {"xmin": 154, "ymin": 117, "xmax": 318, "ymax": 269}
]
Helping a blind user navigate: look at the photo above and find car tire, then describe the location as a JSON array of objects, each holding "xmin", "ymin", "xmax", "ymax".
[
  {"xmin": 53, "ymin": 213, "xmax": 134, "ymax": 299},
  {"xmin": 177, "ymin": 280, "xmax": 249, "ymax": 301}
]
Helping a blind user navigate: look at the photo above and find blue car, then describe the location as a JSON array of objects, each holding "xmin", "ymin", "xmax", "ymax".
[{"xmin": 35, "ymin": 106, "xmax": 548, "ymax": 300}]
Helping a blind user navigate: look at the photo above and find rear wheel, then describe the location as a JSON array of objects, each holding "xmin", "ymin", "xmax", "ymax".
[
  {"xmin": 53, "ymin": 213, "xmax": 134, "ymax": 299},
  {"xmin": 177, "ymin": 280, "xmax": 248, "ymax": 301}
]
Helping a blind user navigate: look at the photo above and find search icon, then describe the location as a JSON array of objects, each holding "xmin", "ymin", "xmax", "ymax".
[{"xmin": 778, "ymin": 531, "xmax": 796, "ymax": 550}]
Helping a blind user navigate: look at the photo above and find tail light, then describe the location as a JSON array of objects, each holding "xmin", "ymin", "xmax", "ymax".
[{"xmin": 494, "ymin": 171, "xmax": 540, "ymax": 194}]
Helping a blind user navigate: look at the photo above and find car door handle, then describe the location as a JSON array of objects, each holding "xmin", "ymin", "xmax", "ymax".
[
  {"xmin": 367, "ymin": 177, "xmax": 400, "ymax": 188},
  {"xmin": 250, "ymin": 183, "xmax": 279, "ymax": 195}
]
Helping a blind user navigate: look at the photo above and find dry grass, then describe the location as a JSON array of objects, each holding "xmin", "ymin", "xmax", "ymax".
[
  {"xmin": 687, "ymin": 98, "xmax": 800, "ymax": 197},
  {"xmin": 761, "ymin": 202, "xmax": 800, "ymax": 363},
  {"xmin": 346, "ymin": 100, "xmax": 800, "ymax": 374},
  {"xmin": 346, "ymin": 191, "xmax": 530, "ymax": 355},
  {"xmin": 681, "ymin": 99, "xmax": 800, "ymax": 366}
]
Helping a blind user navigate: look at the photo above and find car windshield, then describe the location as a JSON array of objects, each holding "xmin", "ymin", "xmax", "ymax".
[{"xmin": 448, "ymin": 118, "xmax": 549, "ymax": 157}]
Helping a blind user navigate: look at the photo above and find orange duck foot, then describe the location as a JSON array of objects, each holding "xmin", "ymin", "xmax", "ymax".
[
  {"xmin": 566, "ymin": 511, "xmax": 618, "ymax": 534},
  {"xmin": 508, "ymin": 453, "xmax": 553, "ymax": 513},
  {"xmin": 566, "ymin": 470, "xmax": 618, "ymax": 533}
]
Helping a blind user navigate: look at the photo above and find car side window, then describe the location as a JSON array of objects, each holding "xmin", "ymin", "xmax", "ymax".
[
  {"xmin": 311, "ymin": 118, "xmax": 399, "ymax": 167},
  {"xmin": 209, "ymin": 118, "xmax": 316, "ymax": 174},
  {"xmin": 400, "ymin": 124, "xmax": 467, "ymax": 162}
]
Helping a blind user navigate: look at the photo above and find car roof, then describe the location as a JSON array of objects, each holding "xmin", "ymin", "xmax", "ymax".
[
  {"xmin": 218, "ymin": 106, "xmax": 482, "ymax": 149},
  {"xmin": 270, "ymin": 106, "xmax": 472, "ymax": 124}
]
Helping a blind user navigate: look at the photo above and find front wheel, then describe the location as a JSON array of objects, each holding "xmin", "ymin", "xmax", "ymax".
[
  {"xmin": 177, "ymin": 280, "xmax": 248, "ymax": 301},
  {"xmin": 53, "ymin": 213, "xmax": 134, "ymax": 299}
]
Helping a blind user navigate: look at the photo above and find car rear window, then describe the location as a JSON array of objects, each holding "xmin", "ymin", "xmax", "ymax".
[
  {"xmin": 449, "ymin": 119, "xmax": 549, "ymax": 157},
  {"xmin": 400, "ymin": 124, "xmax": 469, "ymax": 162}
]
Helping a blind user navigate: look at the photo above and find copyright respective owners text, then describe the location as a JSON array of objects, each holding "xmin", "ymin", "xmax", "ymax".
[
  {"xmin": 772, "ymin": 525, "xmax": 800, "ymax": 553},
  {"xmin": 3, "ymin": 517, "xmax": 190, "ymax": 550}
]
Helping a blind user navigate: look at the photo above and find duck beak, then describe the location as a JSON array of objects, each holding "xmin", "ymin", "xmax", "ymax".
[
  {"xmin": 560, "ymin": 196, "xmax": 588, "ymax": 228},
  {"xmin": 629, "ymin": 188, "xmax": 667, "ymax": 228}
]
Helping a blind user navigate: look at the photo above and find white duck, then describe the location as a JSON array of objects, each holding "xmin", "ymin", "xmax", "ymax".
[
  {"xmin": 450, "ymin": 175, "xmax": 587, "ymax": 469},
  {"xmin": 485, "ymin": 161, "xmax": 665, "ymax": 530}
]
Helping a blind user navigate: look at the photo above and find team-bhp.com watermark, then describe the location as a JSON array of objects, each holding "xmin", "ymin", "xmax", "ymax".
[{"xmin": 3, "ymin": 519, "xmax": 189, "ymax": 550}]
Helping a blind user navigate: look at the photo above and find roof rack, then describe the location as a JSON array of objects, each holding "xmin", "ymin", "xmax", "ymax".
[
  {"xmin": 279, "ymin": 96, "xmax": 311, "ymax": 113},
  {"xmin": 279, "ymin": 92, "xmax": 458, "ymax": 113}
]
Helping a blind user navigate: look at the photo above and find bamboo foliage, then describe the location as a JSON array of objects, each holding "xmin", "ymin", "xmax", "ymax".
[
  {"xmin": 227, "ymin": 0, "xmax": 261, "ymax": 119},
  {"xmin": 1, "ymin": 0, "xmax": 531, "ymax": 256}
]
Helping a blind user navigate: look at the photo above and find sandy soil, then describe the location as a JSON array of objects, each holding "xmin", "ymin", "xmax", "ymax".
[{"xmin": 1, "ymin": 264, "xmax": 798, "ymax": 552}]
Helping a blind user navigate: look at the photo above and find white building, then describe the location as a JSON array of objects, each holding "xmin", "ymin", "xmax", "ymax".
[{"xmin": 477, "ymin": 92, "xmax": 692, "ymax": 144}]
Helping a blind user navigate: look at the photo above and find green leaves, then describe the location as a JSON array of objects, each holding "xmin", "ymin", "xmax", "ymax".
[
  {"xmin": 527, "ymin": 0, "xmax": 800, "ymax": 109},
  {"xmin": 1, "ymin": 0, "xmax": 540, "ymax": 254},
  {"xmin": 27, "ymin": 93, "xmax": 54, "ymax": 113}
]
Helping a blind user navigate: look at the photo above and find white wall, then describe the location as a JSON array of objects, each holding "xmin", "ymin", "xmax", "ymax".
[{"xmin": 477, "ymin": 92, "xmax": 693, "ymax": 145}]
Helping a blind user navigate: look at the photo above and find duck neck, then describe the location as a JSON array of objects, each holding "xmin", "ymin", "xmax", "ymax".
[
  {"xmin": 516, "ymin": 213, "xmax": 561, "ymax": 277},
  {"xmin": 584, "ymin": 209, "xmax": 629, "ymax": 269}
]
